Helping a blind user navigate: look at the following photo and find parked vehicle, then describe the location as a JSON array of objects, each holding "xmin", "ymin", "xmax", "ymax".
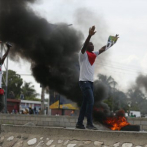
[{"xmin": 129, "ymin": 111, "xmax": 141, "ymax": 117}]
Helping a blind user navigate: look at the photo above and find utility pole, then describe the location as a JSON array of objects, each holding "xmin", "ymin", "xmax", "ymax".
[
  {"xmin": 5, "ymin": 52, "xmax": 8, "ymax": 113},
  {"xmin": 48, "ymin": 88, "xmax": 51, "ymax": 115},
  {"xmin": 58, "ymin": 94, "xmax": 60, "ymax": 109},
  {"xmin": 0, "ymin": 43, "xmax": 4, "ymax": 112},
  {"xmin": 48, "ymin": 94, "xmax": 51, "ymax": 115},
  {"xmin": 0, "ymin": 43, "xmax": 3, "ymax": 57},
  {"xmin": 0, "ymin": 43, "xmax": 9, "ymax": 113},
  {"xmin": 41, "ymin": 86, "xmax": 45, "ymax": 115}
]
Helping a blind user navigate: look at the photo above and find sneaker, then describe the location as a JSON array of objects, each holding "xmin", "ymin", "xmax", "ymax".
[
  {"xmin": 76, "ymin": 124, "xmax": 85, "ymax": 129},
  {"xmin": 86, "ymin": 125, "xmax": 98, "ymax": 130}
]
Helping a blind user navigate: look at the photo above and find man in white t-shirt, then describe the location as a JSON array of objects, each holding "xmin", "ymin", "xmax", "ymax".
[{"xmin": 76, "ymin": 26, "xmax": 118, "ymax": 130}]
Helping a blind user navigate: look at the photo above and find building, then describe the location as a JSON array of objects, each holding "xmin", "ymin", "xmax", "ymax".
[
  {"xmin": 7, "ymin": 99, "xmax": 20, "ymax": 113},
  {"xmin": 49, "ymin": 90, "xmax": 79, "ymax": 116},
  {"xmin": 20, "ymin": 100, "xmax": 48, "ymax": 113}
]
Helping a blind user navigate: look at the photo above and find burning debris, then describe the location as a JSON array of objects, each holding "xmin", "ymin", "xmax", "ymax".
[
  {"xmin": 104, "ymin": 110, "xmax": 130, "ymax": 130},
  {"xmin": 94, "ymin": 108, "xmax": 140, "ymax": 131},
  {"xmin": 93, "ymin": 106, "xmax": 130, "ymax": 130}
]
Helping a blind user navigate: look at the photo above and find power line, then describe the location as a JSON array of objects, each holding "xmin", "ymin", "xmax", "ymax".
[
  {"xmin": 97, "ymin": 57, "xmax": 147, "ymax": 71},
  {"xmin": 97, "ymin": 61, "xmax": 142, "ymax": 73},
  {"xmin": 96, "ymin": 63, "xmax": 146, "ymax": 75},
  {"xmin": 97, "ymin": 60, "xmax": 144, "ymax": 71},
  {"xmin": 96, "ymin": 58, "xmax": 147, "ymax": 74}
]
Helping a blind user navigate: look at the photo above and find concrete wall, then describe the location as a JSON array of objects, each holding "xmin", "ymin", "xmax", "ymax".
[
  {"xmin": 0, "ymin": 114, "xmax": 147, "ymax": 130},
  {"xmin": 0, "ymin": 114, "xmax": 78, "ymax": 128},
  {"xmin": 1, "ymin": 125, "xmax": 147, "ymax": 146},
  {"xmin": 127, "ymin": 117, "xmax": 147, "ymax": 131}
]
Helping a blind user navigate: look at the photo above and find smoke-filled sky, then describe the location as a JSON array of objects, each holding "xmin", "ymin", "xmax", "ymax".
[{"xmin": 1, "ymin": 0, "xmax": 147, "ymax": 98}]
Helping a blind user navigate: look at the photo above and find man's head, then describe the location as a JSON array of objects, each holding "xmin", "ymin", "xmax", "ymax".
[{"xmin": 87, "ymin": 42, "xmax": 94, "ymax": 52}]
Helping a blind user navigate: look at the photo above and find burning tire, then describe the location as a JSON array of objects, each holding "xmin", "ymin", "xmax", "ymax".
[{"xmin": 121, "ymin": 125, "xmax": 140, "ymax": 131}]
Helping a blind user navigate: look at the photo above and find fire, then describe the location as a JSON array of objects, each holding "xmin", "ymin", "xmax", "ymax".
[
  {"xmin": 104, "ymin": 116, "xmax": 130, "ymax": 130},
  {"xmin": 93, "ymin": 107, "xmax": 130, "ymax": 130}
]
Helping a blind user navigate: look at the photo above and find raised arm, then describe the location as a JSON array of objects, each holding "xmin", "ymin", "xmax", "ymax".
[
  {"xmin": 99, "ymin": 45, "xmax": 106, "ymax": 55},
  {"xmin": 81, "ymin": 26, "xmax": 96, "ymax": 54},
  {"xmin": 1, "ymin": 43, "xmax": 11, "ymax": 64}
]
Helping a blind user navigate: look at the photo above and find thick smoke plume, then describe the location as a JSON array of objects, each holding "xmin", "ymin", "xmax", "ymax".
[
  {"xmin": 0, "ymin": 0, "xmax": 84, "ymax": 104},
  {"xmin": 136, "ymin": 75, "xmax": 147, "ymax": 92},
  {"xmin": 0, "ymin": 0, "xmax": 114, "ymax": 125}
]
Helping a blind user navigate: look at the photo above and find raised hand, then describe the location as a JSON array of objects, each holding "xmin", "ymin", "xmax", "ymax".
[{"xmin": 89, "ymin": 26, "xmax": 96, "ymax": 36}]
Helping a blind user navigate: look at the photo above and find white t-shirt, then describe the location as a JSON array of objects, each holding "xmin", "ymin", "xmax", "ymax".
[{"xmin": 79, "ymin": 51, "xmax": 99, "ymax": 82}]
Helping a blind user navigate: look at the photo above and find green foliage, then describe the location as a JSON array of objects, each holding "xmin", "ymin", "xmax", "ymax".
[
  {"xmin": 24, "ymin": 97, "xmax": 40, "ymax": 101},
  {"xmin": 127, "ymin": 88, "xmax": 147, "ymax": 114},
  {"xmin": 2, "ymin": 70, "xmax": 23, "ymax": 98},
  {"xmin": 97, "ymin": 74, "xmax": 131, "ymax": 113},
  {"xmin": 97, "ymin": 73, "xmax": 147, "ymax": 114},
  {"xmin": 98, "ymin": 74, "xmax": 117, "ymax": 91},
  {"xmin": 2, "ymin": 70, "xmax": 38, "ymax": 100},
  {"xmin": 21, "ymin": 82, "xmax": 39, "ymax": 99}
]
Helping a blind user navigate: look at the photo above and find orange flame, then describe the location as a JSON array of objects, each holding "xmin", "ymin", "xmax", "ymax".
[{"xmin": 104, "ymin": 116, "xmax": 130, "ymax": 130}]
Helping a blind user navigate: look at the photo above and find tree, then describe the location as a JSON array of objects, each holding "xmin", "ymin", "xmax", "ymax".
[
  {"xmin": 2, "ymin": 70, "xmax": 23, "ymax": 98},
  {"xmin": 97, "ymin": 74, "xmax": 119, "ymax": 111},
  {"xmin": 98, "ymin": 74, "xmax": 117, "ymax": 93},
  {"xmin": 96, "ymin": 74, "xmax": 131, "ymax": 112},
  {"xmin": 127, "ymin": 88, "xmax": 146, "ymax": 113},
  {"xmin": 2, "ymin": 70, "xmax": 39, "ymax": 101},
  {"xmin": 112, "ymin": 90, "xmax": 128, "ymax": 112},
  {"xmin": 21, "ymin": 82, "xmax": 39, "ymax": 100}
]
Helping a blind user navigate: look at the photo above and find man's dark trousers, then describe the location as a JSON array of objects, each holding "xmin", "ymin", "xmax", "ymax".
[{"xmin": 77, "ymin": 81, "xmax": 94, "ymax": 126}]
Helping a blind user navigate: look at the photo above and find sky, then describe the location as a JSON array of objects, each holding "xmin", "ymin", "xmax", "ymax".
[{"xmin": 3, "ymin": 0, "xmax": 147, "ymax": 98}]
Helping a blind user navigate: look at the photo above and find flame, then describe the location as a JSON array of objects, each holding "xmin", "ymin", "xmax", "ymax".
[
  {"xmin": 104, "ymin": 116, "xmax": 130, "ymax": 130},
  {"xmin": 93, "ymin": 108, "xmax": 130, "ymax": 130}
]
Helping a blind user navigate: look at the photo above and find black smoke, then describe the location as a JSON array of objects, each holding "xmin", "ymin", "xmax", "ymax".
[
  {"xmin": 136, "ymin": 75, "xmax": 147, "ymax": 92},
  {"xmin": 0, "ymin": 0, "xmax": 113, "ymax": 124},
  {"xmin": 0, "ymin": 0, "xmax": 84, "ymax": 104}
]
